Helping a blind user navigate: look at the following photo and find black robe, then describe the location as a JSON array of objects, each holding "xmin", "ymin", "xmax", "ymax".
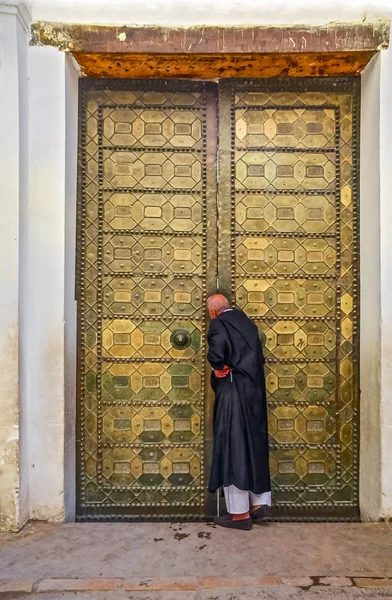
[{"xmin": 207, "ymin": 309, "xmax": 271, "ymax": 494}]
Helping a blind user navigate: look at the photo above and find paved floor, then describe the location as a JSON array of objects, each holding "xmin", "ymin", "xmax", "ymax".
[
  {"xmin": 0, "ymin": 522, "xmax": 391, "ymax": 598},
  {"xmin": 3, "ymin": 590, "xmax": 392, "ymax": 600}
]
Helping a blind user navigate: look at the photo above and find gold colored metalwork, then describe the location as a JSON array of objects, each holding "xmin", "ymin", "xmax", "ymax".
[
  {"xmin": 218, "ymin": 78, "xmax": 359, "ymax": 520},
  {"xmin": 77, "ymin": 78, "xmax": 359, "ymax": 521},
  {"xmin": 77, "ymin": 80, "xmax": 217, "ymax": 520}
]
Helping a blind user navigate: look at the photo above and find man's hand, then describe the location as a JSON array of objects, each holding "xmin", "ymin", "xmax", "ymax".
[{"xmin": 214, "ymin": 365, "xmax": 232, "ymax": 378}]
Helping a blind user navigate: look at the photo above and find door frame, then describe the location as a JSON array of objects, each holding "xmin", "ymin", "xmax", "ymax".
[{"xmin": 28, "ymin": 19, "xmax": 389, "ymax": 523}]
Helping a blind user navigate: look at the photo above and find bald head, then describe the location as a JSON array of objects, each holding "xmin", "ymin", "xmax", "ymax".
[{"xmin": 207, "ymin": 294, "xmax": 230, "ymax": 319}]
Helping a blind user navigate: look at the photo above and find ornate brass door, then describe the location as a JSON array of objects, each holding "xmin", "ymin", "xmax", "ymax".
[
  {"xmin": 77, "ymin": 80, "xmax": 217, "ymax": 520},
  {"xmin": 218, "ymin": 79, "xmax": 359, "ymax": 520},
  {"xmin": 77, "ymin": 78, "xmax": 359, "ymax": 521}
]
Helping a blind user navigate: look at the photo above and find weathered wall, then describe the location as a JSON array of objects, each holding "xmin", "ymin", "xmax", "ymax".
[
  {"xmin": 360, "ymin": 48, "xmax": 392, "ymax": 521},
  {"xmin": 0, "ymin": 6, "xmax": 20, "ymax": 533},
  {"xmin": 0, "ymin": 5, "xmax": 75, "ymax": 531},
  {"xmin": 28, "ymin": 46, "xmax": 67, "ymax": 521},
  {"xmin": 360, "ymin": 55, "xmax": 382, "ymax": 521},
  {"xmin": 17, "ymin": 3, "xmax": 30, "ymax": 527},
  {"xmin": 379, "ymin": 47, "xmax": 392, "ymax": 519},
  {"xmin": 0, "ymin": 5, "xmax": 29, "ymax": 533}
]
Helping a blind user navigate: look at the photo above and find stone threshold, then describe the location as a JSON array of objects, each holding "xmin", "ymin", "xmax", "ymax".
[{"xmin": 1, "ymin": 576, "xmax": 392, "ymax": 594}]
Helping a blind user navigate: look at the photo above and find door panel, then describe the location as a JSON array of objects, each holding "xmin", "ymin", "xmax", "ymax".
[
  {"xmin": 77, "ymin": 80, "xmax": 217, "ymax": 520},
  {"xmin": 218, "ymin": 79, "xmax": 359, "ymax": 520},
  {"xmin": 77, "ymin": 78, "xmax": 359, "ymax": 521}
]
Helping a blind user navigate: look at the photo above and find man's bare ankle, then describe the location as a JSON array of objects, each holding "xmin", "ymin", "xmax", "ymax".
[{"xmin": 232, "ymin": 512, "xmax": 250, "ymax": 521}]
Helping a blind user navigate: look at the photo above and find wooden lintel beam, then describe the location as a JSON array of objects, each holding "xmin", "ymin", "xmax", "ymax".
[
  {"xmin": 31, "ymin": 20, "xmax": 390, "ymax": 54},
  {"xmin": 71, "ymin": 51, "xmax": 376, "ymax": 78}
]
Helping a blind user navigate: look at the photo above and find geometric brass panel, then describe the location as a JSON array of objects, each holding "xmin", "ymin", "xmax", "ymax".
[
  {"xmin": 236, "ymin": 277, "xmax": 336, "ymax": 319},
  {"xmin": 235, "ymin": 192, "xmax": 336, "ymax": 234},
  {"xmin": 103, "ymin": 192, "xmax": 203, "ymax": 233},
  {"xmin": 265, "ymin": 362, "xmax": 336, "ymax": 405},
  {"xmin": 102, "ymin": 232, "xmax": 203, "ymax": 274},
  {"xmin": 101, "ymin": 319, "xmax": 201, "ymax": 360},
  {"xmin": 258, "ymin": 319, "xmax": 336, "ymax": 362},
  {"xmin": 101, "ymin": 362, "xmax": 202, "ymax": 405},
  {"xmin": 236, "ymin": 237, "xmax": 337, "ymax": 276},
  {"xmin": 102, "ymin": 275, "xmax": 203, "ymax": 318},
  {"xmin": 235, "ymin": 151, "xmax": 336, "ymax": 191},
  {"xmin": 220, "ymin": 78, "xmax": 360, "ymax": 520},
  {"xmin": 103, "ymin": 149, "xmax": 203, "ymax": 190}
]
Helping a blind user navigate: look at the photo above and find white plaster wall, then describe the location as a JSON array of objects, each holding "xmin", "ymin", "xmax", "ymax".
[
  {"xmin": 360, "ymin": 55, "xmax": 382, "ymax": 521},
  {"xmin": 24, "ymin": 0, "xmax": 392, "ymax": 26},
  {"xmin": 17, "ymin": 5, "xmax": 31, "ymax": 527},
  {"xmin": 0, "ymin": 5, "xmax": 29, "ymax": 533},
  {"xmin": 0, "ymin": 7, "xmax": 21, "ymax": 533},
  {"xmin": 28, "ymin": 46, "xmax": 67, "ymax": 521},
  {"xmin": 360, "ymin": 48, "xmax": 392, "ymax": 521},
  {"xmin": 379, "ymin": 47, "xmax": 392, "ymax": 519}
]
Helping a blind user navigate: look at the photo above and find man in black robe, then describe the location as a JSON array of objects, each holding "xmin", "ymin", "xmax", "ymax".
[{"xmin": 207, "ymin": 294, "xmax": 271, "ymax": 530}]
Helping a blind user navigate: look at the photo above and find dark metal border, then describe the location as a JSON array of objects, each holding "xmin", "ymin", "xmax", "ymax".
[
  {"xmin": 220, "ymin": 76, "xmax": 361, "ymax": 91},
  {"xmin": 75, "ymin": 80, "xmax": 86, "ymax": 517},
  {"xmin": 79, "ymin": 78, "xmax": 210, "ymax": 92}
]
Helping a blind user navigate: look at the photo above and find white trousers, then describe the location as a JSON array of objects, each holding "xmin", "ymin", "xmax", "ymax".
[{"xmin": 223, "ymin": 485, "xmax": 272, "ymax": 514}]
